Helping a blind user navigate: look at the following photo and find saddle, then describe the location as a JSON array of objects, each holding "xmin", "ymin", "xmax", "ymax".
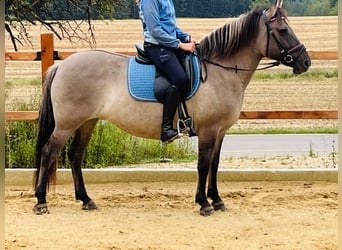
[
  {"xmin": 134, "ymin": 44, "xmax": 198, "ymax": 137},
  {"xmin": 135, "ymin": 44, "xmax": 197, "ymax": 92}
]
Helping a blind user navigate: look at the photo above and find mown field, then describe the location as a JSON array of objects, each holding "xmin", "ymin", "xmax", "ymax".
[
  {"xmin": 5, "ymin": 16, "xmax": 338, "ymax": 131},
  {"xmin": 4, "ymin": 16, "xmax": 338, "ymax": 52}
]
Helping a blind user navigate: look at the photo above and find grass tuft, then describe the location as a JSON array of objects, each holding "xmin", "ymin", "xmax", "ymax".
[
  {"xmin": 252, "ymin": 69, "xmax": 338, "ymax": 80},
  {"xmin": 227, "ymin": 127, "xmax": 338, "ymax": 135},
  {"xmin": 6, "ymin": 78, "xmax": 42, "ymax": 87}
]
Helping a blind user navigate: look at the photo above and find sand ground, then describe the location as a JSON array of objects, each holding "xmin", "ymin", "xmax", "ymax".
[{"xmin": 5, "ymin": 181, "xmax": 337, "ymax": 250}]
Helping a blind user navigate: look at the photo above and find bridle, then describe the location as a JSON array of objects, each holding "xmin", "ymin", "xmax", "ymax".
[
  {"xmin": 197, "ymin": 8, "xmax": 306, "ymax": 76},
  {"xmin": 262, "ymin": 9, "xmax": 306, "ymax": 67}
]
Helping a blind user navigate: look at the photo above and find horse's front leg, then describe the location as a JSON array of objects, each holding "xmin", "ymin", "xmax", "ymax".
[
  {"xmin": 196, "ymin": 136, "xmax": 218, "ymax": 216},
  {"xmin": 207, "ymin": 135, "xmax": 226, "ymax": 212}
]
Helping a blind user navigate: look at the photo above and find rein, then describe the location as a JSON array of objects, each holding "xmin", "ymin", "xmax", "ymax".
[
  {"xmin": 198, "ymin": 55, "xmax": 281, "ymax": 73},
  {"xmin": 195, "ymin": 49, "xmax": 281, "ymax": 82}
]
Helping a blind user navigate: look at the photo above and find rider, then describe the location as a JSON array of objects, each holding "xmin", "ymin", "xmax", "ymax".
[{"xmin": 138, "ymin": 0, "xmax": 196, "ymax": 143}]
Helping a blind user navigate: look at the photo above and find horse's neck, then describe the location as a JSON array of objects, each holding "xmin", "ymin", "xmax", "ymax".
[{"xmin": 220, "ymin": 46, "xmax": 262, "ymax": 89}]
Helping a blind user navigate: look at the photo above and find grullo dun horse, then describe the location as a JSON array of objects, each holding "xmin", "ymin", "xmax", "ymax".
[{"xmin": 34, "ymin": 0, "xmax": 311, "ymax": 216}]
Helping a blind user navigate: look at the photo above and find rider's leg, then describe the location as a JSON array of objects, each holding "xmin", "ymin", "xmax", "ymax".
[
  {"xmin": 160, "ymin": 85, "xmax": 181, "ymax": 143},
  {"xmin": 144, "ymin": 43, "xmax": 188, "ymax": 143}
]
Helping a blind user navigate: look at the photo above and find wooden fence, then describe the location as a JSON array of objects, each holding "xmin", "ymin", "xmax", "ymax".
[{"xmin": 5, "ymin": 33, "xmax": 338, "ymax": 121}]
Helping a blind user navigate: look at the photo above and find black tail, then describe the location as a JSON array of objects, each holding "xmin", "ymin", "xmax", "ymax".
[{"xmin": 34, "ymin": 65, "xmax": 58, "ymax": 189}]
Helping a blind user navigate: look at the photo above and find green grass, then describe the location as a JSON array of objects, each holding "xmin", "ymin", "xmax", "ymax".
[
  {"xmin": 5, "ymin": 78, "xmax": 42, "ymax": 87},
  {"xmin": 5, "ymin": 97, "xmax": 197, "ymax": 168},
  {"xmin": 228, "ymin": 127, "xmax": 338, "ymax": 135},
  {"xmin": 252, "ymin": 69, "xmax": 338, "ymax": 80}
]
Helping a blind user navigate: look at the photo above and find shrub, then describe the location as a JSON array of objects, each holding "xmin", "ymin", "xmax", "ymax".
[
  {"xmin": 5, "ymin": 120, "xmax": 37, "ymax": 168},
  {"xmin": 5, "ymin": 105, "xmax": 196, "ymax": 168}
]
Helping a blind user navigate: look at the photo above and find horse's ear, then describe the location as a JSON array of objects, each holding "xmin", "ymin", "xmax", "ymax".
[
  {"xmin": 268, "ymin": 0, "xmax": 283, "ymax": 17},
  {"xmin": 277, "ymin": 0, "xmax": 284, "ymax": 8}
]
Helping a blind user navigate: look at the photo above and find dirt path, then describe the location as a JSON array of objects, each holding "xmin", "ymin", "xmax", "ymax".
[{"xmin": 5, "ymin": 181, "xmax": 337, "ymax": 249}]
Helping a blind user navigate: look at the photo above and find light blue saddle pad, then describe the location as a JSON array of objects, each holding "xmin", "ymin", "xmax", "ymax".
[{"xmin": 127, "ymin": 55, "xmax": 201, "ymax": 102}]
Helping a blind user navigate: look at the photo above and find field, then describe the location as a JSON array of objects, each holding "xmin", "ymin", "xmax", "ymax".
[
  {"xmin": 4, "ymin": 17, "xmax": 338, "ymax": 51},
  {"xmin": 5, "ymin": 16, "xmax": 338, "ymax": 131}
]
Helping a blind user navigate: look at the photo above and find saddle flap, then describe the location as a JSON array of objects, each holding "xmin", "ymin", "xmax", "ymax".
[
  {"xmin": 135, "ymin": 44, "xmax": 153, "ymax": 64},
  {"xmin": 183, "ymin": 53, "xmax": 195, "ymax": 88}
]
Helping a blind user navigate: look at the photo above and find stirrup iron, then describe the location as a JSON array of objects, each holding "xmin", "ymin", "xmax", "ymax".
[
  {"xmin": 177, "ymin": 118, "xmax": 192, "ymax": 137},
  {"xmin": 177, "ymin": 101, "xmax": 197, "ymax": 137}
]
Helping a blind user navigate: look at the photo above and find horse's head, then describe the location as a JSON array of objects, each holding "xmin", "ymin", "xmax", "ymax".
[{"xmin": 257, "ymin": 0, "xmax": 311, "ymax": 74}]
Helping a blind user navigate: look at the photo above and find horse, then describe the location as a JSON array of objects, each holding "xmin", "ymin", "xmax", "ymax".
[{"xmin": 33, "ymin": 0, "xmax": 311, "ymax": 216}]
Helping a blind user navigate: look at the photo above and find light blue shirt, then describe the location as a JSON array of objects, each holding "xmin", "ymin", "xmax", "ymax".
[{"xmin": 139, "ymin": 0, "xmax": 189, "ymax": 48}]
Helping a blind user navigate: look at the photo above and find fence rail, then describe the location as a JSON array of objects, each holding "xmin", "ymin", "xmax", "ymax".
[
  {"xmin": 5, "ymin": 110, "xmax": 338, "ymax": 121},
  {"xmin": 5, "ymin": 33, "xmax": 338, "ymax": 121}
]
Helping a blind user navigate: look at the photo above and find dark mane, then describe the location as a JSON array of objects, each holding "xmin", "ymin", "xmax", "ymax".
[{"xmin": 199, "ymin": 9, "xmax": 263, "ymax": 60}]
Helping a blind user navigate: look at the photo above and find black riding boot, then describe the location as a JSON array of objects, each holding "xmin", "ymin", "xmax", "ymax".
[{"xmin": 161, "ymin": 85, "xmax": 181, "ymax": 143}]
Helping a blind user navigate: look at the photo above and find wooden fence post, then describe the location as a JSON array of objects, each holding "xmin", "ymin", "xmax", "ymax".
[{"xmin": 40, "ymin": 33, "xmax": 54, "ymax": 85}]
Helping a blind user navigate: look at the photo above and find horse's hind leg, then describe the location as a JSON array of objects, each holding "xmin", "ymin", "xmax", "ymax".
[
  {"xmin": 34, "ymin": 132, "xmax": 71, "ymax": 214},
  {"xmin": 68, "ymin": 118, "xmax": 98, "ymax": 210}
]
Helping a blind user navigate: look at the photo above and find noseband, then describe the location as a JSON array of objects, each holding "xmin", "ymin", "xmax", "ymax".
[{"xmin": 262, "ymin": 9, "xmax": 306, "ymax": 66}]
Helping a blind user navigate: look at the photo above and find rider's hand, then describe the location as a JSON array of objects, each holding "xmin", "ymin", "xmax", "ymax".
[{"xmin": 178, "ymin": 41, "xmax": 196, "ymax": 53}]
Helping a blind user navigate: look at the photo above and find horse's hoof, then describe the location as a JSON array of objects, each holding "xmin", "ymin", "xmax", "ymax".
[
  {"xmin": 199, "ymin": 205, "xmax": 215, "ymax": 216},
  {"xmin": 82, "ymin": 200, "xmax": 97, "ymax": 210},
  {"xmin": 33, "ymin": 203, "xmax": 49, "ymax": 215},
  {"xmin": 212, "ymin": 201, "xmax": 227, "ymax": 212}
]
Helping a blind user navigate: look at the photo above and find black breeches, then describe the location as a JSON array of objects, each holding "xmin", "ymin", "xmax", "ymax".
[{"xmin": 144, "ymin": 42, "xmax": 188, "ymax": 93}]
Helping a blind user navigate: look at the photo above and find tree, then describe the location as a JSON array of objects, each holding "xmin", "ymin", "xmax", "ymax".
[
  {"xmin": 249, "ymin": 0, "xmax": 337, "ymax": 16},
  {"xmin": 306, "ymin": 0, "xmax": 337, "ymax": 15},
  {"xmin": 249, "ymin": 0, "xmax": 273, "ymax": 10},
  {"xmin": 227, "ymin": 0, "xmax": 251, "ymax": 17},
  {"xmin": 5, "ymin": 0, "xmax": 120, "ymax": 51}
]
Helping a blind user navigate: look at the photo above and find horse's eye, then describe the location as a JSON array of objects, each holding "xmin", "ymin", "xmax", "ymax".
[{"xmin": 278, "ymin": 26, "xmax": 288, "ymax": 34}]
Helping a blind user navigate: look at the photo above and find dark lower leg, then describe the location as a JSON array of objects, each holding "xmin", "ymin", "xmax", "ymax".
[
  {"xmin": 195, "ymin": 167, "xmax": 210, "ymax": 207},
  {"xmin": 35, "ymin": 180, "xmax": 48, "ymax": 204},
  {"xmin": 207, "ymin": 144, "xmax": 223, "ymax": 202},
  {"xmin": 68, "ymin": 119, "xmax": 98, "ymax": 205},
  {"xmin": 207, "ymin": 174, "xmax": 220, "ymax": 202},
  {"xmin": 196, "ymin": 163, "xmax": 214, "ymax": 216},
  {"xmin": 71, "ymin": 162, "xmax": 91, "ymax": 204},
  {"xmin": 35, "ymin": 137, "xmax": 61, "ymax": 205},
  {"xmin": 207, "ymin": 137, "xmax": 226, "ymax": 211},
  {"xmin": 160, "ymin": 85, "xmax": 181, "ymax": 143},
  {"xmin": 195, "ymin": 139, "xmax": 216, "ymax": 208}
]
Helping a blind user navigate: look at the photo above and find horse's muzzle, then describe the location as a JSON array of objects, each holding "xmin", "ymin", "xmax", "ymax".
[
  {"xmin": 291, "ymin": 46, "xmax": 311, "ymax": 75},
  {"xmin": 293, "ymin": 55, "xmax": 311, "ymax": 74}
]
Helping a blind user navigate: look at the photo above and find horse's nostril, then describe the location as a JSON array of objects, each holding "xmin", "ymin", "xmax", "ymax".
[{"xmin": 304, "ymin": 59, "xmax": 311, "ymax": 68}]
